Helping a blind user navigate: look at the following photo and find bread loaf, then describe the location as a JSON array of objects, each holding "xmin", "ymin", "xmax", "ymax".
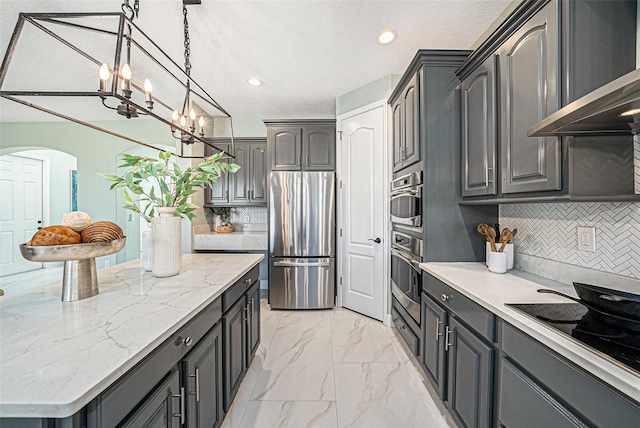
[
  {"xmin": 30, "ymin": 226, "xmax": 81, "ymax": 246},
  {"xmin": 81, "ymin": 221, "xmax": 124, "ymax": 243},
  {"xmin": 62, "ymin": 211, "xmax": 92, "ymax": 232}
]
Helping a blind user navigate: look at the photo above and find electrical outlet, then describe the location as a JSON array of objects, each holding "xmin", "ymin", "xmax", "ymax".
[
  {"xmin": 577, "ymin": 227, "xmax": 596, "ymax": 252},
  {"xmin": 105, "ymin": 260, "xmax": 110, "ymax": 267},
  {"xmin": 244, "ymin": 215, "xmax": 250, "ymax": 223}
]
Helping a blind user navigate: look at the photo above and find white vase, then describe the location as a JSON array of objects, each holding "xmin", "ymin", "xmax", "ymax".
[
  {"xmin": 151, "ymin": 207, "xmax": 182, "ymax": 277},
  {"xmin": 213, "ymin": 214, "xmax": 222, "ymax": 230},
  {"xmin": 141, "ymin": 223, "xmax": 153, "ymax": 271}
]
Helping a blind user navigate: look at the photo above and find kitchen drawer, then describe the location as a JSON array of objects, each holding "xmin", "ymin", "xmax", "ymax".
[
  {"xmin": 499, "ymin": 358, "xmax": 586, "ymax": 428},
  {"xmin": 222, "ymin": 265, "xmax": 259, "ymax": 313},
  {"xmin": 392, "ymin": 306, "xmax": 419, "ymax": 357},
  {"xmin": 423, "ymin": 274, "xmax": 495, "ymax": 341},
  {"xmin": 502, "ymin": 323, "xmax": 640, "ymax": 426},
  {"xmin": 91, "ymin": 297, "xmax": 222, "ymax": 428}
]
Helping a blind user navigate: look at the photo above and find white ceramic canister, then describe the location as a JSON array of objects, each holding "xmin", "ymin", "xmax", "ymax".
[
  {"xmin": 486, "ymin": 241, "xmax": 514, "ymax": 270},
  {"xmin": 151, "ymin": 207, "xmax": 182, "ymax": 277},
  {"xmin": 487, "ymin": 250, "xmax": 508, "ymax": 274}
]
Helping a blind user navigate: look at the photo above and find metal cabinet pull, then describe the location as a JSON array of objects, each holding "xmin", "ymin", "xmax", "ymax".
[
  {"xmin": 188, "ymin": 368, "xmax": 201, "ymax": 402},
  {"xmin": 172, "ymin": 387, "xmax": 185, "ymax": 425},
  {"xmin": 243, "ymin": 306, "xmax": 249, "ymax": 323},
  {"xmin": 183, "ymin": 336, "xmax": 193, "ymax": 347},
  {"xmin": 305, "ymin": 154, "xmax": 309, "ymax": 166},
  {"xmin": 441, "ymin": 294, "xmax": 450, "ymax": 302},
  {"xmin": 445, "ymin": 326, "xmax": 453, "ymax": 351},
  {"xmin": 245, "ymin": 277, "xmax": 252, "ymax": 284},
  {"xmin": 435, "ymin": 319, "xmax": 442, "ymax": 341}
]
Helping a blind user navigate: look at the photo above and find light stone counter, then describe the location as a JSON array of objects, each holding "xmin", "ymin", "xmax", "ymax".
[
  {"xmin": 193, "ymin": 231, "xmax": 267, "ymax": 251},
  {"xmin": 419, "ymin": 262, "xmax": 640, "ymax": 403},
  {"xmin": 0, "ymin": 253, "xmax": 263, "ymax": 418}
]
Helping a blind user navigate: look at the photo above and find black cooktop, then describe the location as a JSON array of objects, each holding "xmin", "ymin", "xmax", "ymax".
[{"xmin": 507, "ymin": 303, "xmax": 640, "ymax": 375}]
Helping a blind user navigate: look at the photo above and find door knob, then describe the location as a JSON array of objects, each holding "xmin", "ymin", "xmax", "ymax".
[{"xmin": 368, "ymin": 238, "xmax": 381, "ymax": 244}]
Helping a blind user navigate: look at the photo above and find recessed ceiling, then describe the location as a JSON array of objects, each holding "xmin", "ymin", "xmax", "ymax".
[{"xmin": 0, "ymin": 0, "xmax": 512, "ymax": 122}]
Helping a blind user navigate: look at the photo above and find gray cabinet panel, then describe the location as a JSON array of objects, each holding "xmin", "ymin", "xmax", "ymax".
[
  {"xmin": 499, "ymin": 1, "xmax": 561, "ymax": 194},
  {"xmin": 499, "ymin": 358, "xmax": 586, "ymax": 428},
  {"xmin": 421, "ymin": 293, "xmax": 447, "ymax": 399},
  {"xmin": 304, "ymin": 127, "xmax": 335, "ymax": 170},
  {"xmin": 270, "ymin": 127, "xmax": 302, "ymax": 171},
  {"xmin": 121, "ymin": 369, "xmax": 181, "ymax": 428},
  {"xmin": 251, "ymin": 143, "xmax": 267, "ymax": 203},
  {"xmin": 223, "ymin": 297, "xmax": 247, "ymax": 412},
  {"xmin": 204, "ymin": 144, "xmax": 230, "ymax": 205},
  {"xmin": 183, "ymin": 323, "xmax": 223, "ymax": 428},
  {"xmin": 446, "ymin": 317, "xmax": 493, "ymax": 428},
  {"xmin": 247, "ymin": 283, "xmax": 260, "ymax": 364},
  {"xmin": 402, "ymin": 74, "xmax": 420, "ymax": 168},
  {"xmin": 230, "ymin": 145, "xmax": 250, "ymax": 204},
  {"xmin": 461, "ymin": 55, "xmax": 497, "ymax": 197},
  {"xmin": 391, "ymin": 101, "xmax": 403, "ymax": 172}
]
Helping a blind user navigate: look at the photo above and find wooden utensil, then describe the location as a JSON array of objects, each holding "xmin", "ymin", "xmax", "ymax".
[
  {"xmin": 477, "ymin": 223, "xmax": 489, "ymax": 235},
  {"xmin": 498, "ymin": 229, "xmax": 513, "ymax": 252},
  {"xmin": 485, "ymin": 227, "xmax": 497, "ymax": 252}
]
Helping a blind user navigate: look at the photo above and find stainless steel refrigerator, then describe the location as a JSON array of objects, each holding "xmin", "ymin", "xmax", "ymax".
[{"xmin": 269, "ymin": 171, "xmax": 335, "ymax": 309}]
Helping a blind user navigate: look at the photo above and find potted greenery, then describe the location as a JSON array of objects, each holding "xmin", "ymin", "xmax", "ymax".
[
  {"xmin": 101, "ymin": 150, "xmax": 239, "ymax": 222},
  {"xmin": 101, "ymin": 150, "xmax": 239, "ymax": 277}
]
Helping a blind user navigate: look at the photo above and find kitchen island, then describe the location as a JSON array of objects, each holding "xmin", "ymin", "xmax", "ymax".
[{"xmin": 0, "ymin": 253, "xmax": 263, "ymax": 426}]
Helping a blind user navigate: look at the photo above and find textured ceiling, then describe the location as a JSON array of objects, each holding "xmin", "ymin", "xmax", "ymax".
[{"xmin": 0, "ymin": 0, "xmax": 512, "ymax": 122}]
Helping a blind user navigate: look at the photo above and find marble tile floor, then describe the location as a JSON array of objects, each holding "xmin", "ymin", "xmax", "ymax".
[{"xmin": 223, "ymin": 300, "xmax": 455, "ymax": 428}]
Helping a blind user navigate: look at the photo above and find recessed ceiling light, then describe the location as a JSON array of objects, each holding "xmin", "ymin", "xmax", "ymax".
[
  {"xmin": 247, "ymin": 78, "xmax": 263, "ymax": 86},
  {"xmin": 378, "ymin": 29, "xmax": 397, "ymax": 44}
]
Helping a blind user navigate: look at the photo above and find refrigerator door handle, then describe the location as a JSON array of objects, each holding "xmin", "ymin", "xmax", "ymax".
[{"xmin": 273, "ymin": 261, "xmax": 332, "ymax": 267}]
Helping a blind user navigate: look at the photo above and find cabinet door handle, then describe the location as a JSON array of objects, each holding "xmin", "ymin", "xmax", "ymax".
[
  {"xmin": 188, "ymin": 367, "xmax": 201, "ymax": 402},
  {"xmin": 435, "ymin": 318, "xmax": 442, "ymax": 341},
  {"xmin": 245, "ymin": 277, "xmax": 253, "ymax": 284},
  {"xmin": 250, "ymin": 299, "xmax": 255, "ymax": 315},
  {"xmin": 243, "ymin": 306, "xmax": 249, "ymax": 323},
  {"xmin": 172, "ymin": 386, "xmax": 185, "ymax": 425},
  {"xmin": 441, "ymin": 294, "xmax": 451, "ymax": 302},
  {"xmin": 487, "ymin": 167, "xmax": 493, "ymax": 184},
  {"xmin": 305, "ymin": 154, "xmax": 309, "ymax": 166},
  {"xmin": 445, "ymin": 326, "xmax": 453, "ymax": 352}
]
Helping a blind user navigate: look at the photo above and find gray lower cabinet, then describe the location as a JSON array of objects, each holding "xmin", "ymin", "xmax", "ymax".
[
  {"xmin": 421, "ymin": 292, "xmax": 494, "ymax": 428},
  {"xmin": 498, "ymin": 0, "xmax": 560, "ymax": 194},
  {"xmin": 265, "ymin": 120, "xmax": 336, "ymax": 171},
  {"xmin": 500, "ymin": 323, "xmax": 640, "ymax": 428},
  {"xmin": 461, "ymin": 54, "xmax": 497, "ymax": 197},
  {"xmin": 183, "ymin": 323, "xmax": 224, "ymax": 428},
  {"xmin": 421, "ymin": 274, "xmax": 496, "ymax": 428},
  {"xmin": 122, "ymin": 369, "xmax": 182, "ymax": 428},
  {"xmin": 446, "ymin": 317, "xmax": 493, "ymax": 428},
  {"xmin": 223, "ymin": 280, "xmax": 260, "ymax": 412}
]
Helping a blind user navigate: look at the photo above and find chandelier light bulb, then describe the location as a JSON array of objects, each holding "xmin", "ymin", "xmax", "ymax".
[
  {"xmin": 99, "ymin": 63, "xmax": 110, "ymax": 92},
  {"xmin": 121, "ymin": 64, "xmax": 132, "ymax": 80},
  {"xmin": 198, "ymin": 116, "xmax": 204, "ymax": 127},
  {"xmin": 172, "ymin": 110, "xmax": 179, "ymax": 124},
  {"xmin": 180, "ymin": 115, "xmax": 187, "ymax": 128},
  {"xmin": 190, "ymin": 108, "xmax": 196, "ymax": 121},
  {"xmin": 144, "ymin": 79, "xmax": 153, "ymax": 93}
]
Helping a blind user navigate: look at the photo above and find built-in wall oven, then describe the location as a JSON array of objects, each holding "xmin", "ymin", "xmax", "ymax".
[
  {"xmin": 390, "ymin": 231, "xmax": 423, "ymax": 325},
  {"xmin": 390, "ymin": 172, "xmax": 422, "ymax": 231}
]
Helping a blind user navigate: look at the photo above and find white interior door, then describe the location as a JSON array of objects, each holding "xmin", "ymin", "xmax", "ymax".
[
  {"xmin": 338, "ymin": 102, "xmax": 387, "ymax": 321},
  {"xmin": 0, "ymin": 154, "xmax": 44, "ymax": 276}
]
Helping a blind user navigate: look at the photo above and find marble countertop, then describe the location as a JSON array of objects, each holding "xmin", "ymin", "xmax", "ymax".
[
  {"xmin": 193, "ymin": 230, "xmax": 268, "ymax": 251},
  {"xmin": 0, "ymin": 253, "xmax": 263, "ymax": 418},
  {"xmin": 419, "ymin": 262, "xmax": 639, "ymax": 403}
]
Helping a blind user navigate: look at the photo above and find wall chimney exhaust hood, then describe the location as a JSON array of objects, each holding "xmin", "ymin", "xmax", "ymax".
[{"xmin": 528, "ymin": 67, "xmax": 640, "ymax": 137}]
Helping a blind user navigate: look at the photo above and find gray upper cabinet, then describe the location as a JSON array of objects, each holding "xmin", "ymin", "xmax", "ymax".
[
  {"xmin": 269, "ymin": 127, "xmax": 302, "ymax": 171},
  {"xmin": 204, "ymin": 139, "xmax": 267, "ymax": 207},
  {"xmin": 265, "ymin": 120, "xmax": 336, "ymax": 172},
  {"xmin": 204, "ymin": 143, "xmax": 230, "ymax": 205},
  {"xmin": 230, "ymin": 142, "xmax": 267, "ymax": 206},
  {"xmin": 304, "ymin": 126, "xmax": 335, "ymax": 170},
  {"xmin": 499, "ymin": 1, "xmax": 560, "ymax": 194},
  {"xmin": 455, "ymin": 0, "xmax": 637, "ymax": 202},
  {"xmin": 391, "ymin": 73, "xmax": 420, "ymax": 172},
  {"xmin": 461, "ymin": 55, "xmax": 497, "ymax": 197}
]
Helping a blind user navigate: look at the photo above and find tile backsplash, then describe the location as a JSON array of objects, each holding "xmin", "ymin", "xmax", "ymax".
[
  {"xmin": 229, "ymin": 206, "xmax": 267, "ymax": 224},
  {"xmin": 500, "ymin": 202, "xmax": 640, "ymax": 279}
]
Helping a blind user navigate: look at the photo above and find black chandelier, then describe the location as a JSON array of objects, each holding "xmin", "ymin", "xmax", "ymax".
[{"xmin": 0, "ymin": 0, "xmax": 234, "ymax": 158}]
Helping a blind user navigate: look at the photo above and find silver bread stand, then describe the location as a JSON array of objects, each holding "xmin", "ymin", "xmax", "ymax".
[{"xmin": 20, "ymin": 238, "xmax": 126, "ymax": 302}]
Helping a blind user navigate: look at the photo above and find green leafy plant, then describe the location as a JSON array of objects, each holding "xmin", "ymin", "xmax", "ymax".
[
  {"xmin": 210, "ymin": 207, "xmax": 232, "ymax": 220},
  {"xmin": 100, "ymin": 150, "xmax": 239, "ymax": 222}
]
